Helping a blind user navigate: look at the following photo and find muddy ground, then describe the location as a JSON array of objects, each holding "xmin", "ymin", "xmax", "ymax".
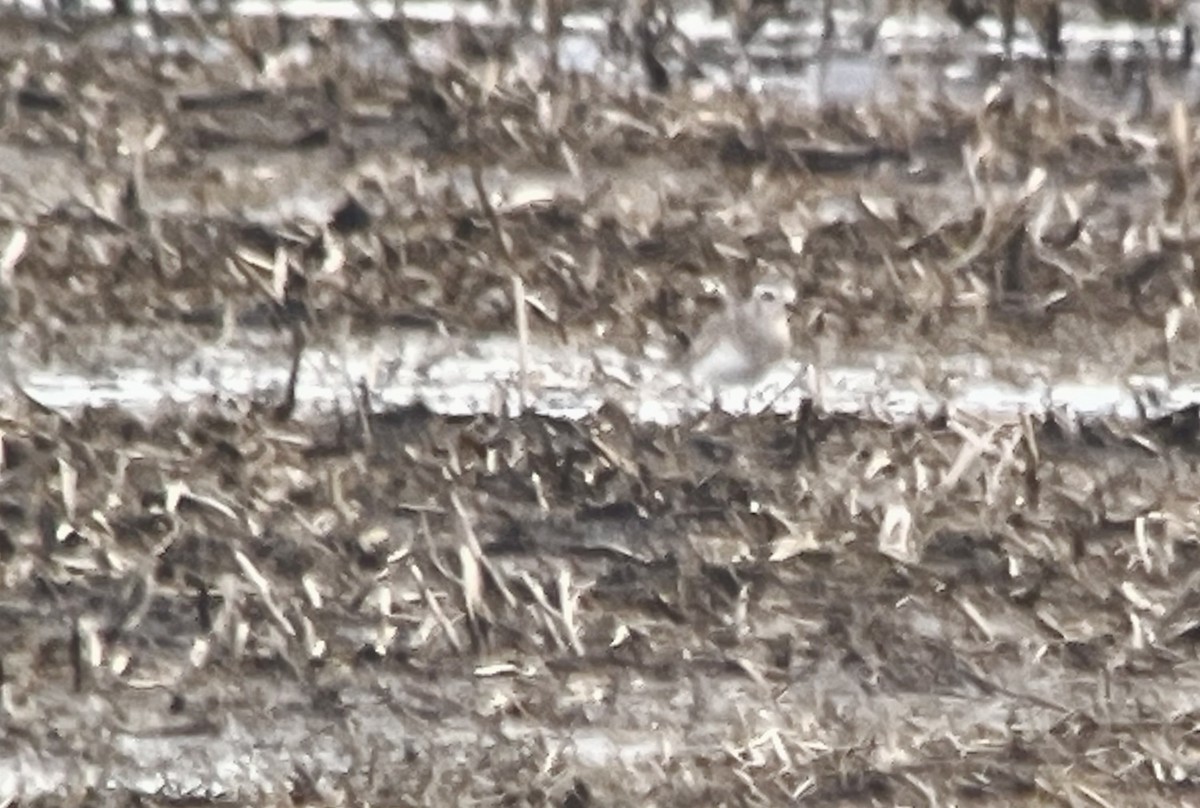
[{"xmin": 3, "ymin": 0, "xmax": 1200, "ymax": 804}]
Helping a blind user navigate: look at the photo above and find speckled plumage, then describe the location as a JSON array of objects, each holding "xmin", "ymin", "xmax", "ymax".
[{"xmin": 687, "ymin": 281, "xmax": 795, "ymax": 388}]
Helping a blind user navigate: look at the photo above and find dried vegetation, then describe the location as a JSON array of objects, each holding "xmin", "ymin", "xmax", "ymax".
[{"xmin": 2, "ymin": 0, "xmax": 1200, "ymax": 804}]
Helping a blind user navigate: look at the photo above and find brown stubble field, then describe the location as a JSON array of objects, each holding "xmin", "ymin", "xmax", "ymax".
[{"xmin": 4, "ymin": 0, "xmax": 1200, "ymax": 804}]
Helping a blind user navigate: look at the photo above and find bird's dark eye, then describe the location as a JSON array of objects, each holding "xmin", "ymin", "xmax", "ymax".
[{"xmin": 759, "ymin": 289, "xmax": 777, "ymax": 302}]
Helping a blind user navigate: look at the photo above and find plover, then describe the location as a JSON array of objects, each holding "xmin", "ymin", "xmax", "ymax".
[{"xmin": 687, "ymin": 278, "xmax": 795, "ymax": 390}]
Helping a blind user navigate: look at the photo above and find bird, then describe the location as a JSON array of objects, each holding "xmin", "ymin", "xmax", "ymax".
[{"xmin": 686, "ymin": 278, "xmax": 795, "ymax": 391}]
